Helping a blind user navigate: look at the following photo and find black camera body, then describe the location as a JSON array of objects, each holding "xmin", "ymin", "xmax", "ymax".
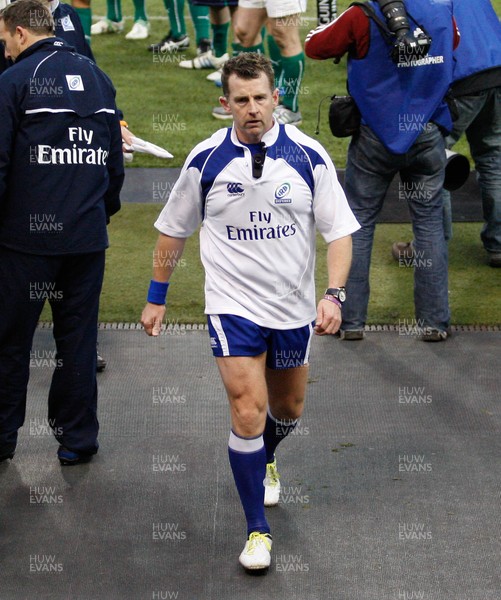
[
  {"xmin": 376, "ymin": 0, "xmax": 432, "ymax": 63},
  {"xmin": 391, "ymin": 29, "xmax": 432, "ymax": 64}
]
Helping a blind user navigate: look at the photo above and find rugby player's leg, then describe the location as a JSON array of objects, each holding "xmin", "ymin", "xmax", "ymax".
[
  {"xmin": 216, "ymin": 354, "xmax": 270, "ymax": 536},
  {"xmin": 210, "ymin": 4, "xmax": 230, "ymax": 58},
  {"xmin": 261, "ymin": 322, "xmax": 311, "ymax": 507},
  {"xmin": 217, "ymin": 353, "xmax": 273, "ymax": 568},
  {"xmin": 268, "ymin": 14, "xmax": 304, "ymax": 117},
  {"xmin": 188, "ymin": 1, "xmax": 210, "ymax": 49},
  {"xmin": 73, "ymin": 0, "xmax": 92, "ymax": 43},
  {"xmin": 233, "ymin": 6, "xmax": 266, "ymax": 54},
  {"xmin": 264, "ymin": 365, "xmax": 308, "ymax": 462}
]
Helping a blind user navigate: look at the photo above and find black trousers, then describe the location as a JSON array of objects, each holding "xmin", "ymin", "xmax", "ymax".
[{"xmin": 0, "ymin": 247, "xmax": 105, "ymax": 456}]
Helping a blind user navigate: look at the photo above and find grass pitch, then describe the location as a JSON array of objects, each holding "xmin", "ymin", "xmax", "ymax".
[{"xmin": 40, "ymin": 0, "xmax": 501, "ymax": 324}]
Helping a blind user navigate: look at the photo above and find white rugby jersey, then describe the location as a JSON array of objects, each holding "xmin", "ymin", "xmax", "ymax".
[{"xmin": 155, "ymin": 121, "xmax": 360, "ymax": 329}]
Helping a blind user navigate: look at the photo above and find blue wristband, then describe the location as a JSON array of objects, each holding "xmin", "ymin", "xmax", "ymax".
[{"xmin": 147, "ymin": 280, "xmax": 169, "ymax": 305}]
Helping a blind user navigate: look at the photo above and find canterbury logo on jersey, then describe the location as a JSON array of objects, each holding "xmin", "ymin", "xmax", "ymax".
[{"xmin": 227, "ymin": 183, "xmax": 244, "ymax": 195}]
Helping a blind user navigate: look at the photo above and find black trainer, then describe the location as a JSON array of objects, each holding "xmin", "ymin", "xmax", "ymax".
[
  {"xmin": 0, "ymin": 446, "xmax": 16, "ymax": 462},
  {"xmin": 488, "ymin": 252, "xmax": 501, "ymax": 268},
  {"xmin": 148, "ymin": 33, "xmax": 190, "ymax": 52},
  {"xmin": 197, "ymin": 38, "xmax": 212, "ymax": 55}
]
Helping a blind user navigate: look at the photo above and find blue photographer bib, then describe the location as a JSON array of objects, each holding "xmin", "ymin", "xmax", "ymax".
[
  {"xmin": 348, "ymin": 0, "xmax": 455, "ymax": 154},
  {"xmin": 452, "ymin": 0, "xmax": 501, "ymax": 83}
]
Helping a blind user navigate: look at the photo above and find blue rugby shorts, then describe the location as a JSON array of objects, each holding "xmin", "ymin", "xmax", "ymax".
[{"xmin": 208, "ymin": 314, "xmax": 314, "ymax": 369}]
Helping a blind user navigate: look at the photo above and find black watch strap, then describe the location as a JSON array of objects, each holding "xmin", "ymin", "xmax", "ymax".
[{"xmin": 325, "ymin": 287, "xmax": 347, "ymax": 302}]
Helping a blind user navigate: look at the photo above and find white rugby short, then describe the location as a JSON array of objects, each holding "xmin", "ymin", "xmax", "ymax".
[{"xmin": 238, "ymin": 0, "xmax": 306, "ymax": 18}]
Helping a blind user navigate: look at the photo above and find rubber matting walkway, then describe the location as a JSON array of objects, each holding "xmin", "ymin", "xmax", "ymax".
[{"xmin": 1, "ymin": 329, "xmax": 499, "ymax": 600}]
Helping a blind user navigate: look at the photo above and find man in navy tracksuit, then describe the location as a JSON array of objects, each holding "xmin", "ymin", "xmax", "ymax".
[
  {"xmin": 0, "ymin": 0, "xmax": 124, "ymax": 464},
  {"xmin": 0, "ymin": 0, "xmax": 93, "ymax": 73},
  {"xmin": 1, "ymin": 0, "xmax": 130, "ymax": 372},
  {"xmin": 50, "ymin": 0, "xmax": 94, "ymax": 58}
]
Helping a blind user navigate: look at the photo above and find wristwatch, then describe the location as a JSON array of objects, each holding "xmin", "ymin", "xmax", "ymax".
[{"xmin": 324, "ymin": 287, "xmax": 347, "ymax": 303}]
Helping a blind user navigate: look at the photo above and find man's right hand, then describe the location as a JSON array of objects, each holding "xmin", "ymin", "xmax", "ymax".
[{"xmin": 141, "ymin": 303, "xmax": 166, "ymax": 336}]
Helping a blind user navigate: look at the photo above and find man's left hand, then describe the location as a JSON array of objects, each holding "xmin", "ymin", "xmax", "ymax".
[{"xmin": 314, "ymin": 299, "xmax": 342, "ymax": 335}]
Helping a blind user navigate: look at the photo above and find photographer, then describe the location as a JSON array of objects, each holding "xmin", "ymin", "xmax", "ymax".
[
  {"xmin": 393, "ymin": 0, "xmax": 501, "ymax": 268},
  {"xmin": 305, "ymin": 0, "xmax": 460, "ymax": 342}
]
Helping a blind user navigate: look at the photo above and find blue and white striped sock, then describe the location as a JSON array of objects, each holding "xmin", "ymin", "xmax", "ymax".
[
  {"xmin": 228, "ymin": 430, "xmax": 270, "ymax": 536},
  {"xmin": 263, "ymin": 407, "xmax": 298, "ymax": 464}
]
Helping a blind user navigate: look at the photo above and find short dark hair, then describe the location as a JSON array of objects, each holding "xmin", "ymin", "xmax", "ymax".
[
  {"xmin": 0, "ymin": 0, "xmax": 54, "ymax": 36},
  {"xmin": 221, "ymin": 53, "xmax": 276, "ymax": 97}
]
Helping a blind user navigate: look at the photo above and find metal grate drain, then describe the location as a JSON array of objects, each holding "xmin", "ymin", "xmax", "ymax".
[{"xmin": 36, "ymin": 322, "xmax": 500, "ymax": 332}]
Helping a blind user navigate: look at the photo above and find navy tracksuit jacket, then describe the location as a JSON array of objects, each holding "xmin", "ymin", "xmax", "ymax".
[{"xmin": 0, "ymin": 37, "xmax": 124, "ymax": 455}]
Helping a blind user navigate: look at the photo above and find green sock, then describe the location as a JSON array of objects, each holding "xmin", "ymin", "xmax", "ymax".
[
  {"xmin": 232, "ymin": 41, "xmax": 245, "ymax": 56},
  {"xmin": 267, "ymin": 34, "xmax": 282, "ymax": 86},
  {"xmin": 189, "ymin": 3, "xmax": 210, "ymax": 45},
  {"xmin": 133, "ymin": 0, "xmax": 148, "ymax": 22},
  {"xmin": 75, "ymin": 7, "xmax": 92, "ymax": 43},
  {"xmin": 163, "ymin": 0, "xmax": 186, "ymax": 38},
  {"xmin": 106, "ymin": 0, "xmax": 122, "ymax": 22},
  {"xmin": 231, "ymin": 41, "xmax": 265, "ymax": 56},
  {"xmin": 212, "ymin": 22, "xmax": 229, "ymax": 57},
  {"xmin": 279, "ymin": 52, "xmax": 304, "ymax": 113}
]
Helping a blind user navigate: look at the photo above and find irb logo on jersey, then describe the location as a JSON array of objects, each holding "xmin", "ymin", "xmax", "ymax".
[
  {"xmin": 65, "ymin": 75, "xmax": 84, "ymax": 91},
  {"xmin": 60, "ymin": 15, "xmax": 75, "ymax": 31},
  {"xmin": 227, "ymin": 182, "xmax": 244, "ymax": 196},
  {"xmin": 275, "ymin": 182, "xmax": 292, "ymax": 204}
]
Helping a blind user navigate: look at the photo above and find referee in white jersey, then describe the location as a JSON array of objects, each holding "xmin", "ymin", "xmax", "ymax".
[{"xmin": 141, "ymin": 53, "xmax": 360, "ymax": 572}]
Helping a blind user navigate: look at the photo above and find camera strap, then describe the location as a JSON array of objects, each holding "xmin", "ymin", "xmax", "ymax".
[{"xmin": 350, "ymin": 2, "xmax": 394, "ymax": 44}]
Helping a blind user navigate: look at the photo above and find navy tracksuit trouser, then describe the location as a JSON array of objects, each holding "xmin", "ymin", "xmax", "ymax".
[{"xmin": 0, "ymin": 246, "xmax": 105, "ymax": 457}]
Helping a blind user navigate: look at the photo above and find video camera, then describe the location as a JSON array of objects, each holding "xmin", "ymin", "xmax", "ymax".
[{"xmin": 376, "ymin": 0, "xmax": 432, "ymax": 63}]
